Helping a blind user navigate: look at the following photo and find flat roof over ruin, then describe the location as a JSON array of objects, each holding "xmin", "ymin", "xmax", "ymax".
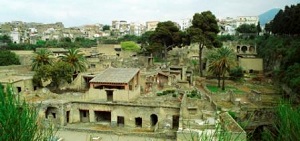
[{"xmin": 90, "ymin": 68, "xmax": 139, "ymax": 84}]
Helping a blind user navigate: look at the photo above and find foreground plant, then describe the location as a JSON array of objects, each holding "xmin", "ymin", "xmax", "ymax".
[
  {"xmin": 262, "ymin": 102, "xmax": 300, "ymax": 141},
  {"xmin": 0, "ymin": 84, "xmax": 55, "ymax": 141}
]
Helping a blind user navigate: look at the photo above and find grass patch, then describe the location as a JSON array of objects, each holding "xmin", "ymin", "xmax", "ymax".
[{"xmin": 206, "ymin": 85, "xmax": 245, "ymax": 94}]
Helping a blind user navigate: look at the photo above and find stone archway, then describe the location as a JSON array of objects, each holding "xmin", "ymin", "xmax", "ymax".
[
  {"xmin": 45, "ymin": 106, "xmax": 59, "ymax": 119},
  {"xmin": 249, "ymin": 46, "xmax": 255, "ymax": 53},
  {"xmin": 250, "ymin": 125, "xmax": 273, "ymax": 140},
  {"xmin": 150, "ymin": 114, "xmax": 158, "ymax": 126},
  {"xmin": 241, "ymin": 46, "xmax": 248, "ymax": 53}
]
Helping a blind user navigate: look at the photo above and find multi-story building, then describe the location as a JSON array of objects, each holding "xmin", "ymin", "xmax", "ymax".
[
  {"xmin": 218, "ymin": 16, "xmax": 259, "ymax": 35},
  {"xmin": 236, "ymin": 16, "xmax": 259, "ymax": 27},
  {"xmin": 145, "ymin": 21, "xmax": 159, "ymax": 31},
  {"xmin": 129, "ymin": 22, "xmax": 145, "ymax": 36},
  {"xmin": 111, "ymin": 20, "xmax": 130, "ymax": 36},
  {"xmin": 180, "ymin": 18, "xmax": 192, "ymax": 31}
]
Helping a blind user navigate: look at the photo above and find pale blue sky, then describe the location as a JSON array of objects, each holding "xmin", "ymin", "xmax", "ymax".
[{"xmin": 0, "ymin": 0, "xmax": 299, "ymax": 27}]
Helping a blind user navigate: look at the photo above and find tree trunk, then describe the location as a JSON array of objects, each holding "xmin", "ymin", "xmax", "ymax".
[
  {"xmin": 218, "ymin": 74, "xmax": 221, "ymax": 88},
  {"xmin": 222, "ymin": 73, "xmax": 225, "ymax": 91},
  {"xmin": 199, "ymin": 44, "xmax": 204, "ymax": 77},
  {"xmin": 163, "ymin": 41, "xmax": 168, "ymax": 65}
]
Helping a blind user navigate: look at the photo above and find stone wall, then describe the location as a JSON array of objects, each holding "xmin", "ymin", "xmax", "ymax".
[
  {"xmin": 88, "ymin": 86, "xmax": 140, "ymax": 102},
  {"xmin": 42, "ymin": 101, "xmax": 180, "ymax": 129}
]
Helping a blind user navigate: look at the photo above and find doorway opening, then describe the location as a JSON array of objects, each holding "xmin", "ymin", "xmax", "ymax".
[
  {"xmin": 94, "ymin": 111, "xmax": 111, "ymax": 122},
  {"xmin": 150, "ymin": 114, "xmax": 158, "ymax": 126},
  {"xmin": 117, "ymin": 116, "xmax": 125, "ymax": 127},
  {"xmin": 135, "ymin": 117, "xmax": 142, "ymax": 127}
]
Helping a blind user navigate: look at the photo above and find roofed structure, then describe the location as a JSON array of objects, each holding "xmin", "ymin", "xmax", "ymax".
[{"xmin": 90, "ymin": 68, "xmax": 140, "ymax": 84}]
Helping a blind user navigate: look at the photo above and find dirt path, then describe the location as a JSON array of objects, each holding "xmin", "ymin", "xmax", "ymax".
[{"xmin": 57, "ymin": 130, "xmax": 175, "ymax": 141}]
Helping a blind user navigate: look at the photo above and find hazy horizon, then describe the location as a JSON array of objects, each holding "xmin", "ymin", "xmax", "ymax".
[{"xmin": 0, "ymin": 0, "xmax": 299, "ymax": 27}]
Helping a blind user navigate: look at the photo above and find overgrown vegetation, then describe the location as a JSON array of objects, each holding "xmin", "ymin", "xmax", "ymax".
[
  {"xmin": 156, "ymin": 89, "xmax": 176, "ymax": 96},
  {"xmin": 262, "ymin": 102, "xmax": 300, "ymax": 141},
  {"xmin": 0, "ymin": 36, "xmax": 97, "ymax": 50},
  {"xmin": 229, "ymin": 66, "xmax": 244, "ymax": 81},
  {"xmin": 0, "ymin": 50, "xmax": 20, "ymax": 66},
  {"xmin": 120, "ymin": 41, "xmax": 140, "ymax": 52},
  {"xmin": 32, "ymin": 48, "xmax": 87, "ymax": 89},
  {"xmin": 187, "ymin": 89, "xmax": 201, "ymax": 99},
  {"xmin": 0, "ymin": 83, "xmax": 55, "ymax": 141}
]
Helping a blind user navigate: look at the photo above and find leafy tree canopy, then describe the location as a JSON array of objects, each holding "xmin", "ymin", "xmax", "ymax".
[
  {"xmin": 0, "ymin": 50, "xmax": 20, "ymax": 66},
  {"xmin": 33, "ymin": 62, "xmax": 73, "ymax": 88},
  {"xmin": 102, "ymin": 25, "xmax": 110, "ymax": 31},
  {"xmin": 0, "ymin": 35, "xmax": 12, "ymax": 44},
  {"xmin": 61, "ymin": 48, "xmax": 87, "ymax": 73},
  {"xmin": 187, "ymin": 11, "xmax": 221, "ymax": 76},
  {"xmin": 120, "ymin": 41, "xmax": 140, "ymax": 52},
  {"xmin": 236, "ymin": 24, "xmax": 257, "ymax": 34},
  {"xmin": 270, "ymin": 3, "xmax": 300, "ymax": 35}
]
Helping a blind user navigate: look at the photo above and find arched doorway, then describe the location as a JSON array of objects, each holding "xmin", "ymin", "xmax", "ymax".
[
  {"xmin": 249, "ymin": 46, "xmax": 255, "ymax": 53},
  {"xmin": 250, "ymin": 125, "xmax": 273, "ymax": 140},
  {"xmin": 241, "ymin": 46, "xmax": 248, "ymax": 53},
  {"xmin": 150, "ymin": 114, "xmax": 158, "ymax": 126},
  {"xmin": 45, "ymin": 107, "xmax": 59, "ymax": 119}
]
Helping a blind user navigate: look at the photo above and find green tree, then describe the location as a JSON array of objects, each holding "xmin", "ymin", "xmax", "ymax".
[
  {"xmin": 0, "ymin": 83, "xmax": 55, "ymax": 141},
  {"xmin": 207, "ymin": 47, "xmax": 236, "ymax": 90},
  {"xmin": 33, "ymin": 62, "xmax": 73, "ymax": 88},
  {"xmin": 229, "ymin": 66, "xmax": 244, "ymax": 81},
  {"xmin": 150, "ymin": 21, "xmax": 182, "ymax": 60},
  {"xmin": 187, "ymin": 11, "xmax": 222, "ymax": 76},
  {"xmin": 61, "ymin": 48, "xmax": 87, "ymax": 73},
  {"xmin": 118, "ymin": 34, "xmax": 140, "ymax": 42},
  {"xmin": 120, "ymin": 41, "xmax": 140, "ymax": 52},
  {"xmin": 0, "ymin": 35, "xmax": 12, "ymax": 44},
  {"xmin": 36, "ymin": 40, "xmax": 46, "ymax": 46},
  {"xmin": 31, "ymin": 49, "xmax": 53, "ymax": 71},
  {"xmin": 102, "ymin": 25, "xmax": 110, "ymax": 31},
  {"xmin": 257, "ymin": 21, "xmax": 262, "ymax": 35},
  {"xmin": 140, "ymin": 31, "xmax": 155, "ymax": 54},
  {"xmin": 49, "ymin": 61, "xmax": 73, "ymax": 88},
  {"xmin": 0, "ymin": 50, "xmax": 21, "ymax": 66},
  {"xmin": 236, "ymin": 24, "xmax": 257, "ymax": 34},
  {"xmin": 284, "ymin": 63, "xmax": 300, "ymax": 92},
  {"xmin": 270, "ymin": 4, "xmax": 300, "ymax": 35}
]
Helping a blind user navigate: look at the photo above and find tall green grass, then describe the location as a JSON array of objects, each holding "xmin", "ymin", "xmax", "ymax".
[
  {"xmin": 0, "ymin": 83, "xmax": 55, "ymax": 141},
  {"xmin": 262, "ymin": 102, "xmax": 300, "ymax": 141}
]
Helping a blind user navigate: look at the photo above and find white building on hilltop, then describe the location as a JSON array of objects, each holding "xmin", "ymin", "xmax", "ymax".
[
  {"xmin": 218, "ymin": 16, "xmax": 259, "ymax": 35},
  {"xmin": 236, "ymin": 16, "xmax": 259, "ymax": 27},
  {"xmin": 180, "ymin": 18, "xmax": 192, "ymax": 31}
]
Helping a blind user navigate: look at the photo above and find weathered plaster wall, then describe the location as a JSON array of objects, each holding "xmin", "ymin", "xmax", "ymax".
[
  {"xmin": 88, "ymin": 86, "xmax": 140, "ymax": 102},
  {"xmin": 65, "ymin": 102, "xmax": 179, "ymax": 129},
  {"xmin": 239, "ymin": 58, "xmax": 263, "ymax": 73}
]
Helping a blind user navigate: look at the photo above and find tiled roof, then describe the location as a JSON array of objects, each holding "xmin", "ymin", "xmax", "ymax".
[{"xmin": 90, "ymin": 68, "xmax": 139, "ymax": 84}]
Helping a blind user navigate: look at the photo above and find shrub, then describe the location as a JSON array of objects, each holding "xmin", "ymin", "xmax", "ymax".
[
  {"xmin": 120, "ymin": 41, "xmax": 140, "ymax": 52},
  {"xmin": 0, "ymin": 50, "xmax": 20, "ymax": 66},
  {"xmin": 229, "ymin": 66, "xmax": 244, "ymax": 80},
  {"xmin": 156, "ymin": 92, "xmax": 163, "ymax": 96},
  {"xmin": 172, "ymin": 93, "xmax": 177, "ymax": 97}
]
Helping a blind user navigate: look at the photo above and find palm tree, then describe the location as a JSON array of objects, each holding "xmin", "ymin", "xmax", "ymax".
[
  {"xmin": 207, "ymin": 51, "xmax": 222, "ymax": 88},
  {"xmin": 61, "ymin": 48, "xmax": 87, "ymax": 74},
  {"xmin": 207, "ymin": 47, "xmax": 236, "ymax": 90},
  {"xmin": 31, "ymin": 49, "xmax": 52, "ymax": 71}
]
